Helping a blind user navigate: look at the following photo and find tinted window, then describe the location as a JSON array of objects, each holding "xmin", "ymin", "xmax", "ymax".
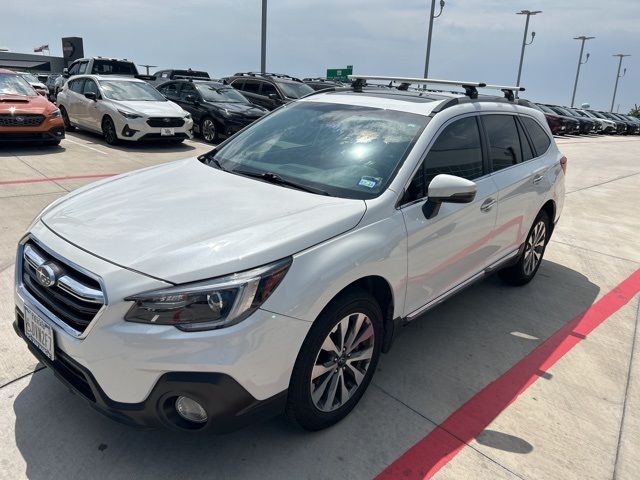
[
  {"xmin": 179, "ymin": 83, "xmax": 197, "ymax": 101},
  {"xmin": 69, "ymin": 78, "xmax": 85, "ymax": 93},
  {"xmin": 405, "ymin": 116, "xmax": 483, "ymax": 202},
  {"xmin": 483, "ymin": 115, "xmax": 522, "ymax": 172},
  {"xmin": 520, "ymin": 117, "xmax": 551, "ymax": 156},
  {"xmin": 99, "ymin": 80, "xmax": 166, "ymax": 101},
  {"xmin": 261, "ymin": 82, "xmax": 278, "ymax": 96},
  {"xmin": 78, "ymin": 61, "xmax": 88, "ymax": 74},
  {"xmin": 277, "ymin": 81, "xmax": 314, "ymax": 99},
  {"xmin": 516, "ymin": 120, "xmax": 534, "ymax": 161},
  {"xmin": 159, "ymin": 82, "xmax": 180, "ymax": 97},
  {"xmin": 230, "ymin": 79, "xmax": 244, "ymax": 90},
  {"xmin": 210, "ymin": 102, "xmax": 428, "ymax": 200},
  {"xmin": 92, "ymin": 60, "xmax": 137, "ymax": 75},
  {"xmin": 243, "ymin": 80, "xmax": 260, "ymax": 93},
  {"xmin": 195, "ymin": 84, "xmax": 249, "ymax": 103},
  {"xmin": 68, "ymin": 62, "xmax": 80, "ymax": 75},
  {"xmin": 83, "ymin": 79, "xmax": 99, "ymax": 96}
]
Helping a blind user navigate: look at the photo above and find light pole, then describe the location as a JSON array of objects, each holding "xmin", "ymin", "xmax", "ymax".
[
  {"xmin": 423, "ymin": 0, "xmax": 445, "ymax": 79},
  {"xmin": 139, "ymin": 64, "xmax": 157, "ymax": 75},
  {"xmin": 515, "ymin": 10, "xmax": 541, "ymax": 94},
  {"xmin": 570, "ymin": 36, "xmax": 594, "ymax": 107},
  {"xmin": 261, "ymin": 0, "xmax": 267, "ymax": 73},
  {"xmin": 610, "ymin": 54, "xmax": 630, "ymax": 113}
]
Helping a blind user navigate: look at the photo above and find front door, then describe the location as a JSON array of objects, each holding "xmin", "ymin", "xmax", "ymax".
[{"xmin": 401, "ymin": 115, "xmax": 499, "ymax": 318}]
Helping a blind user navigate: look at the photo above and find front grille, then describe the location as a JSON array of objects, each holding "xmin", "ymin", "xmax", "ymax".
[
  {"xmin": 22, "ymin": 242, "xmax": 104, "ymax": 334},
  {"xmin": 146, "ymin": 117, "xmax": 185, "ymax": 128},
  {"xmin": 0, "ymin": 114, "xmax": 45, "ymax": 127}
]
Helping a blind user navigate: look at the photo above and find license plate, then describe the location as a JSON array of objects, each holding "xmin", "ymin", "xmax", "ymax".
[
  {"xmin": 24, "ymin": 306, "xmax": 55, "ymax": 361},
  {"xmin": 160, "ymin": 127, "xmax": 175, "ymax": 136}
]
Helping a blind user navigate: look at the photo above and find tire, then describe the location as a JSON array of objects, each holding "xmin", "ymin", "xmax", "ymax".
[
  {"xmin": 60, "ymin": 107, "xmax": 75, "ymax": 131},
  {"xmin": 200, "ymin": 117, "xmax": 218, "ymax": 144},
  {"xmin": 102, "ymin": 116, "xmax": 118, "ymax": 145},
  {"xmin": 286, "ymin": 289, "xmax": 383, "ymax": 431},
  {"xmin": 498, "ymin": 210, "xmax": 551, "ymax": 286},
  {"xmin": 44, "ymin": 140, "xmax": 61, "ymax": 146}
]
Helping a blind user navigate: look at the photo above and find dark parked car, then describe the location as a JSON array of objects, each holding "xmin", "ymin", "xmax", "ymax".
[
  {"xmin": 151, "ymin": 68, "xmax": 210, "ymax": 86},
  {"xmin": 566, "ymin": 107, "xmax": 604, "ymax": 133},
  {"xmin": 223, "ymin": 72, "xmax": 314, "ymax": 110},
  {"xmin": 45, "ymin": 74, "xmax": 61, "ymax": 100},
  {"xmin": 533, "ymin": 103, "xmax": 580, "ymax": 135},
  {"xmin": 302, "ymin": 77, "xmax": 344, "ymax": 91},
  {"xmin": 608, "ymin": 112, "xmax": 640, "ymax": 135},
  {"xmin": 157, "ymin": 79, "xmax": 268, "ymax": 143},
  {"xmin": 621, "ymin": 114, "xmax": 640, "ymax": 134},
  {"xmin": 598, "ymin": 111, "xmax": 632, "ymax": 135},
  {"xmin": 547, "ymin": 105, "xmax": 597, "ymax": 134}
]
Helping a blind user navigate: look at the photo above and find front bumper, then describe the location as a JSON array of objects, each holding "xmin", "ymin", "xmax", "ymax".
[
  {"xmin": 13, "ymin": 225, "xmax": 311, "ymax": 430},
  {"xmin": 0, "ymin": 126, "xmax": 65, "ymax": 143},
  {"xmin": 14, "ymin": 309, "xmax": 286, "ymax": 432},
  {"xmin": 115, "ymin": 115, "xmax": 194, "ymax": 142}
]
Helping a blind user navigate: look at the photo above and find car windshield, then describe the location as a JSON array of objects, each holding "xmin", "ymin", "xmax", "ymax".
[
  {"xmin": 536, "ymin": 104, "xmax": 556, "ymax": 114},
  {"xmin": 0, "ymin": 74, "xmax": 37, "ymax": 96},
  {"xmin": 208, "ymin": 102, "xmax": 428, "ymax": 199},
  {"xmin": 19, "ymin": 72, "xmax": 40, "ymax": 83},
  {"xmin": 196, "ymin": 84, "xmax": 248, "ymax": 103},
  {"xmin": 99, "ymin": 80, "xmax": 166, "ymax": 101},
  {"xmin": 277, "ymin": 81, "xmax": 314, "ymax": 99}
]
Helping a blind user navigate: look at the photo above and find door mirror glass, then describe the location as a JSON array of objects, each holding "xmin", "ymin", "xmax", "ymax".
[{"xmin": 423, "ymin": 174, "xmax": 477, "ymax": 219}]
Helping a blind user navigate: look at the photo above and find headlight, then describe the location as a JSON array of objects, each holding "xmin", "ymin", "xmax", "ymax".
[
  {"xmin": 50, "ymin": 108, "xmax": 61, "ymax": 118},
  {"xmin": 184, "ymin": 112, "xmax": 192, "ymax": 119},
  {"xmin": 117, "ymin": 109, "xmax": 142, "ymax": 119},
  {"xmin": 124, "ymin": 258, "xmax": 292, "ymax": 331}
]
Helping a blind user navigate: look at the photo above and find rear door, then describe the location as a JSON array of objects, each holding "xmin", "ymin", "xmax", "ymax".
[
  {"xmin": 66, "ymin": 78, "xmax": 86, "ymax": 125},
  {"xmin": 481, "ymin": 114, "xmax": 546, "ymax": 265},
  {"xmin": 401, "ymin": 115, "xmax": 499, "ymax": 318}
]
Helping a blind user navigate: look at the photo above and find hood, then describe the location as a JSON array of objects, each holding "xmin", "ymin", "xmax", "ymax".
[
  {"xmin": 207, "ymin": 101, "xmax": 267, "ymax": 117},
  {"xmin": 41, "ymin": 159, "xmax": 366, "ymax": 284},
  {"xmin": 110, "ymin": 99, "xmax": 185, "ymax": 117},
  {"xmin": 0, "ymin": 94, "xmax": 55, "ymax": 115}
]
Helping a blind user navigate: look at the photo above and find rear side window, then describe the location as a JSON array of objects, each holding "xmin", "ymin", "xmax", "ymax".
[
  {"xmin": 404, "ymin": 116, "xmax": 483, "ymax": 202},
  {"xmin": 92, "ymin": 60, "xmax": 137, "ymax": 75},
  {"xmin": 69, "ymin": 78, "xmax": 85, "ymax": 93},
  {"xmin": 261, "ymin": 82, "xmax": 278, "ymax": 96},
  {"xmin": 516, "ymin": 120, "xmax": 534, "ymax": 161},
  {"xmin": 483, "ymin": 115, "xmax": 522, "ymax": 172},
  {"xmin": 520, "ymin": 117, "xmax": 551, "ymax": 156}
]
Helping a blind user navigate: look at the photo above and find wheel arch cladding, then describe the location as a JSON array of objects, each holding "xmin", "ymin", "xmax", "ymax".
[{"xmin": 540, "ymin": 199, "xmax": 556, "ymax": 232}]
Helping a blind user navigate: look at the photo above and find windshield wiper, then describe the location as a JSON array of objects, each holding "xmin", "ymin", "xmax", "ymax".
[
  {"xmin": 198, "ymin": 150, "xmax": 226, "ymax": 171},
  {"xmin": 234, "ymin": 170, "xmax": 330, "ymax": 196}
]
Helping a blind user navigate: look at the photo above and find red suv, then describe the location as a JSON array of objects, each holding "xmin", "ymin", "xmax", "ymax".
[{"xmin": 0, "ymin": 69, "xmax": 65, "ymax": 145}]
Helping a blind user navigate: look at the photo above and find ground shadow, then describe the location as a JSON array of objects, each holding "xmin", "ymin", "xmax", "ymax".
[
  {"xmin": 0, "ymin": 143, "xmax": 66, "ymax": 157},
  {"xmin": 66, "ymin": 130, "xmax": 201, "ymax": 154},
  {"xmin": 12, "ymin": 259, "xmax": 600, "ymax": 479}
]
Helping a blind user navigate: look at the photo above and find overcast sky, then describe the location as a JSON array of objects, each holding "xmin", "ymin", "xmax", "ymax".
[{"xmin": 3, "ymin": 0, "xmax": 638, "ymax": 113}]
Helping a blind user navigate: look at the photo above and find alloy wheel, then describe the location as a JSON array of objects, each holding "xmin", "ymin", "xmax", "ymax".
[
  {"xmin": 310, "ymin": 312, "xmax": 375, "ymax": 412},
  {"xmin": 523, "ymin": 220, "xmax": 546, "ymax": 276},
  {"xmin": 202, "ymin": 119, "xmax": 216, "ymax": 143},
  {"xmin": 103, "ymin": 118, "xmax": 117, "ymax": 144}
]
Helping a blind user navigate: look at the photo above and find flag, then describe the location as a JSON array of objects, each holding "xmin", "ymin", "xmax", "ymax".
[{"xmin": 34, "ymin": 44, "xmax": 49, "ymax": 53}]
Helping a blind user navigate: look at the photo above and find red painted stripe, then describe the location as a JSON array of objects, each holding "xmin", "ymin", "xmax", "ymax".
[
  {"xmin": 0, "ymin": 173, "xmax": 116, "ymax": 186},
  {"xmin": 376, "ymin": 268, "xmax": 640, "ymax": 480}
]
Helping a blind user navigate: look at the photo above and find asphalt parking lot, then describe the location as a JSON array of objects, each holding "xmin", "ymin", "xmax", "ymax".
[{"xmin": 0, "ymin": 132, "xmax": 639, "ymax": 480}]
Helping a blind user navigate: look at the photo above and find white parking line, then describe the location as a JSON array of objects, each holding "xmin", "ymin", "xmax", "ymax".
[{"xmin": 63, "ymin": 137, "xmax": 109, "ymax": 155}]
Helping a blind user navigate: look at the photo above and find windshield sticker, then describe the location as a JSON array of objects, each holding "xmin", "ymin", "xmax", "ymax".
[{"xmin": 358, "ymin": 176, "xmax": 381, "ymax": 189}]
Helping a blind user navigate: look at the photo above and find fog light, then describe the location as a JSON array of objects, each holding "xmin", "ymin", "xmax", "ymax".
[{"xmin": 175, "ymin": 396, "xmax": 207, "ymax": 423}]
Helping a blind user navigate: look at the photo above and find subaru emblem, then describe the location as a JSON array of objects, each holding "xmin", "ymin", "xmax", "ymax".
[{"xmin": 35, "ymin": 263, "xmax": 57, "ymax": 287}]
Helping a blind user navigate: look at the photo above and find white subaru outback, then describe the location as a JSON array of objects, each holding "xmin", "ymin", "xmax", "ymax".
[{"xmin": 14, "ymin": 76, "xmax": 565, "ymax": 432}]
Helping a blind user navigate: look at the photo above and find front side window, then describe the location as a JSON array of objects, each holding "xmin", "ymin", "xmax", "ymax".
[
  {"xmin": 68, "ymin": 62, "xmax": 80, "ymax": 75},
  {"xmin": 261, "ymin": 82, "xmax": 278, "ymax": 96},
  {"xmin": 520, "ymin": 117, "xmax": 551, "ymax": 156},
  {"xmin": 405, "ymin": 116, "xmax": 483, "ymax": 203},
  {"xmin": 179, "ymin": 83, "xmax": 197, "ymax": 101},
  {"xmin": 483, "ymin": 115, "xmax": 522, "ymax": 172},
  {"xmin": 158, "ymin": 82, "xmax": 179, "ymax": 97},
  {"xmin": 92, "ymin": 60, "xmax": 137, "ymax": 75},
  {"xmin": 78, "ymin": 61, "xmax": 88, "ymax": 74},
  {"xmin": 83, "ymin": 79, "xmax": 99, "ymax": 97},
  {"xmin": 209, "ymin": 102, "xmax": 429, "ymax": 199},
  {"xmin": 99, "ymin": 80, "xmax": 166, "ymax": 101},
  {"xmin": 243, "ymin": 80, "xmax": 260, "ymax": 93},
  {"xmin": 69, "ymin": 78, "xmax": 85, "ymax": 93}
]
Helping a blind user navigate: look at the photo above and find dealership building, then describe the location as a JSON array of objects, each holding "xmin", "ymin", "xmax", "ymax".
[{"xmin": 0, "ymin": 37, "xmax": 84, "ymax": 73}]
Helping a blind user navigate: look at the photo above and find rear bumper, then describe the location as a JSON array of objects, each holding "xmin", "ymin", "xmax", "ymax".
[
  {"xmin": 14, "ymin": 309, "xmax": 287, "ymax": 432},
  {"xmin": 0, "ymin": 126, "xmax": 65, "ymax": 142}
]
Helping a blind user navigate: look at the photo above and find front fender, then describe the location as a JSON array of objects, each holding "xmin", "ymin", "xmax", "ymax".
[{"xmin": 261, "ymin": 211, "xmax": 408, "ymax": 323}]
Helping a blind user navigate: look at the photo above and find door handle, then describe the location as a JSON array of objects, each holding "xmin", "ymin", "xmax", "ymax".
[
  {"xmin": 480, "ymin": 198, "xmax": 496, "ymax": 212},
  {"xmin": 532, "ymin": 174, "xmax": 544, "ymax": 184}
]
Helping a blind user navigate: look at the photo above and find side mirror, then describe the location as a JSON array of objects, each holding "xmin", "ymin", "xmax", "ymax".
[
  {"xmin": 84, "ymin": 92, "xmax": 97, "ymax": 101},
  {"xmin": 422, "ymin": 174, "xmax": 477, "ymax": 219},
  {"xmin": 62, "ymin": 68, "xmax": 69, "ymax": 78},
  {"xmin": 185, "ymin": 94, "xmax": 197, "ymax": 103},
  {"xmin": 36, "ymin": 89, "xmax": 46, "ymax": 96},
  {"xmin": 268, "ymin": 93, "xmax": 278, "ymax": 101}
]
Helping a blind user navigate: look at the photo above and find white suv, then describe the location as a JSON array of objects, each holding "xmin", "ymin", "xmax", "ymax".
[
  {"xmin": 56, "ymin": 75, "xmax": 193, "ymax": 144},
  {"xmin": 14, "ymin": 76, "xmax": 565, "ymax": 432}
]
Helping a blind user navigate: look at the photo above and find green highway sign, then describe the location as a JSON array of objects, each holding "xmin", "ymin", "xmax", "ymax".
[{"xmin": 326, "ymin": 65, "xmax": 353, "ymax": 82}]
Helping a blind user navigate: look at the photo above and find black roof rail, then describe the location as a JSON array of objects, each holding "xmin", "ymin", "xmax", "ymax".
[
  {"xmin": 348, "ymin": 75, "xmax": 486, "ymax": 98},
  {"xmin": 483, "ymin": 84, "xmax": 525, "ymax": 101}
]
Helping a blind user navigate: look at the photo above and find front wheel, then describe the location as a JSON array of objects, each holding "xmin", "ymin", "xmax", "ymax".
[
  {"xmin": 286, "ymin": 289, "xmax": 383, "ymax": 431},
  {"xmin": 102, "ymin": 116, "xmax": 118, "ymax": 145},
  {"xmin": 200, "ymin": 117, "xmax": 217, "ymax": 144},
  {"xmin": 498, "ymin": 210, "xmax": 550, "ymax": 286}
]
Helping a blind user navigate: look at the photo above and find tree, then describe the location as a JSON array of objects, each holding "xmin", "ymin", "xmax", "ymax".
[{"xmin": 629, "ymin": 104, "xmax": 640, "ymax": 118}]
